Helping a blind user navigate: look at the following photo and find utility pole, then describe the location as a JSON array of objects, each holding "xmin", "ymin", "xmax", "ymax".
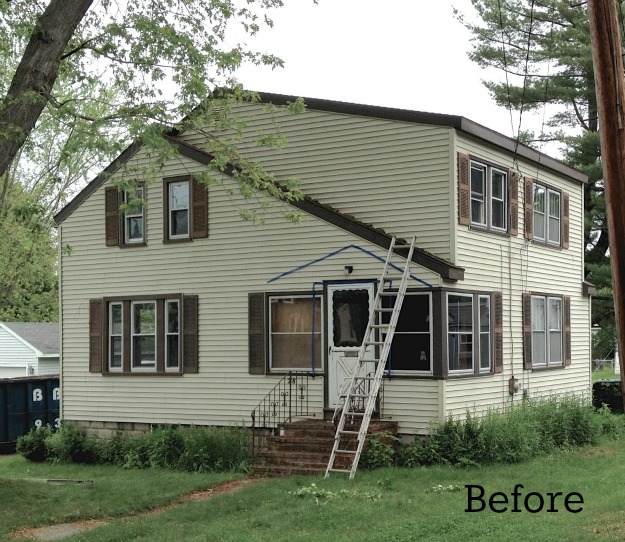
[{"xmin": 588, "ymin": 0, "xmax": 625, "ymax": 407}]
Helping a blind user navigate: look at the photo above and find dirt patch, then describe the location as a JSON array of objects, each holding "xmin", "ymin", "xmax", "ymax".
[
  {"xmin": 12, "ymin": 478, "xmax": 259, "ymax": 541},
  {"xmin": 579, "ymin": 447, "xmax": 615, "ymax": 458}
]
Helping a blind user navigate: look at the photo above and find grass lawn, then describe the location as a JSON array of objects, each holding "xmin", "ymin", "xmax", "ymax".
[
  {"xmin": 3, "ymin": 437, "xmax": 625, "ymax": 541},
  {"xmin": 593, "ymin": 364, "xmax": 620, "ymax": 382}
]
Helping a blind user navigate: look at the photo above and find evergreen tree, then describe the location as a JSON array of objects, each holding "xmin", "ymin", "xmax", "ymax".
[{"xmin": 458, "ymin": 0, "xmax": 616, "ymax": 357}]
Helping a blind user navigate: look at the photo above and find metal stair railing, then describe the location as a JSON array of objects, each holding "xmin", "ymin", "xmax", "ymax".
[
  {"xmin": 250, "ymin": 371, "xmax": 318, "ymax": 458},
  {"xmin": 325, "ymin": 236, "xmax": 416, "ymax": 479}
]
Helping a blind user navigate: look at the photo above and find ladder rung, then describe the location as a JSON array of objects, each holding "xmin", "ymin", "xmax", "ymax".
[
  {"xmin": 380, "ymin": 291, "xmax": 399, "ymax": 296},
  {"xmin": 374, "ymin": 307, "xmax": 393, "ymax": 312},
  {"xmin": 328, "ymin": 468, "xmax": 352, "ymax": 474},
  {"xmin": 348, "ymin": 393, "xmax": 369, "ymax": 398},
  {"xmin": 364, "ymin": 341, "xmax": 385, "ymax": 346},
  {"xmin": 335, "ymin": 449, "xmax": 357, "ymax": 454},
  {"xmin": 340, "ymin": 430, "xmax": 359, "ymax": 435}
]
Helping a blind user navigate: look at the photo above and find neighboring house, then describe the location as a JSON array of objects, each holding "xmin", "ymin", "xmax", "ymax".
[
  {"xmin": 0, "ymin": 322, "xmax": 59, "ymax": 378},
  {"xmin": 53, "ymin": 93, "xmax": 593, "ymax": 438}
]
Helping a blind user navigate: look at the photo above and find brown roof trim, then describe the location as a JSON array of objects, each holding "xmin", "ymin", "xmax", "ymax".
[
  {"xmin": 54, "ymin": 140, "xmax": 144, "ymax": 225},
  {"xmin": 171, "ymin": 137, "xmax": 464, "ymax": 281},
  {"xmin": 254, "ymin": 92, "xmax": 588, "ymax": 185}
]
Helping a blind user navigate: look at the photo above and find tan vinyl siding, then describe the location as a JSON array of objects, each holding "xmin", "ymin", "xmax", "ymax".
[
  {"xmin": 443, "ymin": 134, "xmax": 590, "ymax": 418},
  {"xmin": 381, "ymin": 379, "xmax": 440, "ymax": 435},
  {"xmin": 59, "ymin": 150, "xmax": 441, "ymax": 432},
  {"xmin": 180, "ymin": 105, "xmax": 454, "ymax": 260}
]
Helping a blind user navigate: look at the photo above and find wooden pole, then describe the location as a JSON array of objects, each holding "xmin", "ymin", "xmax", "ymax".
[{"xmin": 588, "ymin": 0, "xmax": 625, "ymax": 407}]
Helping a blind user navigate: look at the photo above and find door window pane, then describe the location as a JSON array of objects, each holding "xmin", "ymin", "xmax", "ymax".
[
  {"xmin": 332, "ymin": 289, "xmax": 369, "ymax": 347},
  {"xmin": 132, "ymin": 302, "xmax": 156, "ymax": 368},
  {"xmin": 448, "ymin": 294, "xmax": 473, "ymax": 372}
]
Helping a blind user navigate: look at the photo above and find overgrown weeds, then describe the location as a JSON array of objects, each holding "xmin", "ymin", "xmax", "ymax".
[
  {"xmin": 400, "ymin": 396, "xmax": 624, "ymax": 468},
  {"xmin": 17, "ymin": 423, "xmax": 252, "ymax": 473}
]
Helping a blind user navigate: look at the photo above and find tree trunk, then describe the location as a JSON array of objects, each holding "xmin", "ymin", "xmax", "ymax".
[{"xmin": 0, "ymin": 0, "xmax": 94, "ymax": 178}]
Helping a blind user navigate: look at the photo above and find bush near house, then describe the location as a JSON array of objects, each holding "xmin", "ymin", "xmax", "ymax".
[
  {"xmin": 16, "ymin": 423, "xmax": 252, "ymax": 473},
  {"xmin": 592, "ymin": 379, "xmax": 624, "ymax": 412}
]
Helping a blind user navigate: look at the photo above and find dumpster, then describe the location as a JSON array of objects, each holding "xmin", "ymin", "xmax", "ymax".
[
  {"xmin": 0, "ymin": 376, "xmax": 60, "ymax": 445},
  {"xmin": 592, "ymin": 379, "xmax": 624, "ymax": 413}
]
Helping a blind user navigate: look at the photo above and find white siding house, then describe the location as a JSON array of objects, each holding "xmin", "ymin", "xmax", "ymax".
[
  {"xmin": 54, "ymin": 93, "xmax": 592, "ymax": 437},
  {"xmin": 0, "ymin": 323, "xmax": 59, "ymax": 378}
]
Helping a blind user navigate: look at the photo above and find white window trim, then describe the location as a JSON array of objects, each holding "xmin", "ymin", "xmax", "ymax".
[
  {"xmin": 108, "ymin": 302, "xmax": 123, "ymax": 372},
  {"xmin": 531, "ymin": 294, "xmax": 563, "ymax": 367},
  {"xmin": 470, "ymin": 160, "xmax": 508, "ymax": 232},
  {"xmin": 168, "ymin": 180, "xmax": 190, "ymax": 240},
  {"xmin": 131, "ymin": 300, "xmax": 157, "ymax": 372},
  {"xmin": 123, "ymin": 187, "xmax": 144, "ymax": 244},
  {"xmin": 447, "ymin": 292, "xmax": 475, "ymax": 374},
  {"xmin": 386, "ymin": 292, "xmax": 433, "ymax": 375},
  {"xmin": 268, "ymin": 294, "xmax": 324, "ymax": 372},
  {"xmin": 165, "ymin": 299, "xmax": 181, "ymax": 372}
]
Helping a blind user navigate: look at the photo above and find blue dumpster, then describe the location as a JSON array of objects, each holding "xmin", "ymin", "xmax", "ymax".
[{"xmin": 0, "ymin": 376, "xmax": 60, "ymax": 445}]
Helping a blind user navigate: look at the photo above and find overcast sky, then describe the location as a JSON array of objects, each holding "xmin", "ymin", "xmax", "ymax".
[{"xmin": 235, "ymin": 0, "xmax": 560, "ymax": 156}]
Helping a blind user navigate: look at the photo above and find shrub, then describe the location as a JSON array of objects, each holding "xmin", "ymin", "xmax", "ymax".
[
  {"xmin": 44, "ymin": 423, "xmax": 100, "ymax": 464},
  {"xmin": 361, "ymin": 432, "xmax": 399, "ymax": 469},
  {"xmin": 16, "ymin": 425, "xmax": 53, "ymax": 462},
  {"xmin": 399, "ymin": 395, "xmax": 623, "ymax": 469}
]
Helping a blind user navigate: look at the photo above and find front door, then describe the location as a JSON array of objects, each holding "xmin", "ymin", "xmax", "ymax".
[{"xmin": 327, "ymin": 283, "xmax": 375, "ymax": 408}]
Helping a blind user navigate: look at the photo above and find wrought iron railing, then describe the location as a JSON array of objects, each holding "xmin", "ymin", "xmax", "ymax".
[{"xmin": 251, "ymin": 371, "xmax": 318, "ymax": 457}]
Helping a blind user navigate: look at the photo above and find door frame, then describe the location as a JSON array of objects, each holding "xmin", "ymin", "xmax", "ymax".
[{"xmin": 324, "ymin": 281, "xmax": 376, "ymax": 409}]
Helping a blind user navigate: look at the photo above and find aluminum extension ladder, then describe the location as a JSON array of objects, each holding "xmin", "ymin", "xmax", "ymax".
[{"xmin": 325, "ymin": 235, "xmax": 417, "ymax": 479}]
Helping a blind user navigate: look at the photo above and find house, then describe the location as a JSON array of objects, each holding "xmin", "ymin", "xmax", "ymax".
[
  {"xmin": 0, "ymin": 322, "xmax": 59, "ymax": 378},
  {"xmin": 53, "ymin": 93, "xmax": 593, "ymax": 439}
]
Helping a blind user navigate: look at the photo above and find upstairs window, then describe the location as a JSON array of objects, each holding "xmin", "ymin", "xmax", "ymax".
[
  {"xmin": 525, "ymin": 179, "xmax": 569, "ymax": 248},
  {"xmin": 163, "ymin": 175, "xmax": 208, "ymax": 242},
  {"xmin": 104, "ymin": 183, "xmax": 146, "ymax": 247},
  {"xmin": 458, "ymin": 153, "xmax": 518, "ymax": 236},
  {"xmin": 123, "ymin": 187, "xmax": 145, "ymax": 244}
]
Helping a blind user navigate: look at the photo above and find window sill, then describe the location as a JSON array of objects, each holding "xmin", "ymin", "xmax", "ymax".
[
  {"xmin": 101, "ymin": 371, "xmax": 184, "ymax": 376},
  {"xmin": 530, "ymin": 239, "xmax": 564, "ymax": 250},
  {"xmin": 119, "ymin": 242, "xmax": 147, "ymax": 248},
  {"xmin": 529, "ymin": 364, "xmax": 566, "ymax": 371},
  {"xmin": 163, "ymin": 237, "xmax": 192, "ymax": 244},
  {"xmin": 468, "ymin": 225, "xmax": 511, "ymax": 238}
]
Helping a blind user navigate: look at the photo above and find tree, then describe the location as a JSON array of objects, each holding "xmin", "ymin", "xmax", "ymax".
[
  {"xmin": 0, "ymin": 0, "xmax": 308, "ymax": 322},
  {"xmin": 457, "ymin": 0, "xmax": 617, "ymax": 357},
  {"xmin": 0, "ymin": 0, "xmax": 304, "ymax": 220}
]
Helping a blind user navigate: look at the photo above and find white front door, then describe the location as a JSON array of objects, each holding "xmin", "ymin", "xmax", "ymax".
[{"xmin": 327, "ymin": 283, "xmax": 375, "ymax": 408}]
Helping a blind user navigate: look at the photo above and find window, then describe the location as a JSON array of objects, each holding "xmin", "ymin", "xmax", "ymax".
[
  {"xmin": 447, "ymin": 293, "xmax": 475, "ymax": 372},
  {"xmin": 533, "ymin": 183, "xmax": 560, "ymax": 245},
  {"xmin": 168, "ymin": 181, "xmax": 190, "ymax": 239},
  {"xmin": 104, "ymin": 184, "xmax": 146, "ymax": 247},
  {"xmin": 89, "ymin": 295, "xmax": 198, "ymax": 374},
  {"xmin": 525, "ymin": 179, "xmax": 568, "ymax": 248},
  {"xmin": 530, "ymin": 295, "xmax": 562, "ymax": 367},
  {"xmin": 108, "ymin": 302, "xmax": 123, "ymax": 371},
  {"xmin": 458, "ymin": 154, "xmax": 517, "ymax": 235},
  {"xmin": 163, "ymin": 176, "xmax": 208, "ymax": 242},
  {"xmin": 382, "ymin": 292, "xmax": 432, "ymax": 374},
  {"xmin": 123, "ymin": 187, "xmax": 145, "ymax": 244},
  {"xmin": 165, "ymin": 300, "xmax": 180, "ymax": 371},
  {"xmin": 479, "ymin": 295, "xmax": 491, "ymax": 372},
  {"xmin": 132, "ymin": 301, "xmax": 156, "ymax": 370},
  {"xmin": 269, "ymin": 295, "xmax": 322, "ymax": 371},
  {"xmin": 523, "ymin": 292, "xmax": 570, "ymax": 369},
  {"xmin": 469, "ymin": 161, "xmax": 508, "ymax": 232}
]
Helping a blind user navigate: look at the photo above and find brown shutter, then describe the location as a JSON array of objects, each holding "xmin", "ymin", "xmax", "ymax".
[
  {"xmin": 509, "ymin": 170, "xmax": 519, "ymax": 236},
  {"xmin": 562, "ymin": 192, "xmax": 570, "ymax": 249},
  {"xmin": 89, "ymin": 299, "xmax": 104, "ymax": 373},
  {"xmin": 192, "ymin": 178, "xmax": 208, "ymax": 239},
  {"xmin": 493, "ymin": 292, "xmax": 504, "ymax": 373},
  {"xmin": 182, "ymin": 295, "xmax": 199, "ymax": 373},
  {"xmin": 522, "ymin": 293, "xmax": 532, "ymax": 370},
  {"xmin": 457, "ymin": 153, "xmax": 471, "ymax": 225},
  {"xmin": 249, "ymin": 293, "xmax": 267, "ymax": 375},
  {"xmin": 524, "ymin": 178, "xmax": 533, "ymax": 240},
  {"xmin": 105, "ymin": 187, "xmax": 120, "ymax": 246},
  {"xmin": 564, "ymin": 296, "xmax": 571, "ymax": 366}
]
